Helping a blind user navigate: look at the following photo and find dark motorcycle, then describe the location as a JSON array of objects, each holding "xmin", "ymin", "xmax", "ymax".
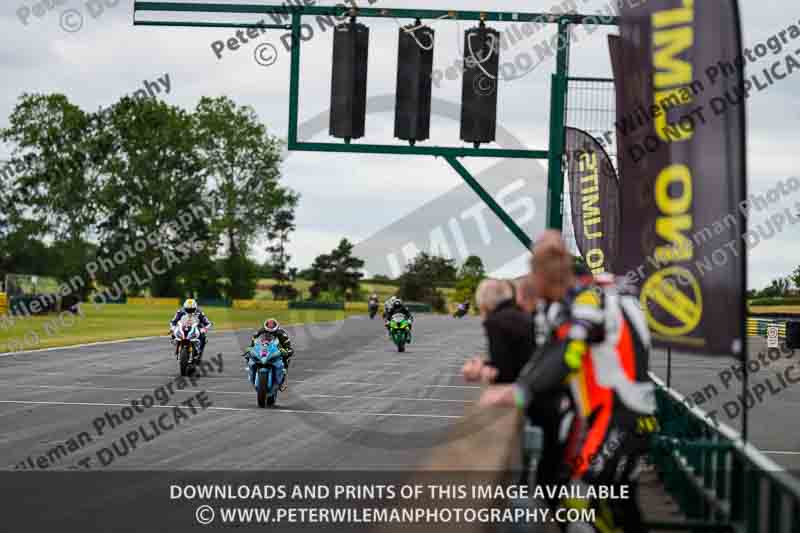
[
  {"xmin": 368, "ymin": 301, "xmax": 379, "ymax": 319},
  {"xmin": 453, "ymin": 302, "xmax": 470, "ymax": 318}
]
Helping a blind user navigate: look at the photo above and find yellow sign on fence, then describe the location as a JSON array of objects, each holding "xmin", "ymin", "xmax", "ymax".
[
  {"xmin": 746, "ymin": 317, "xmax": 787, "ymax": 339},
  {"xmin": 232, "ymin": 299, "xmax": 289, "ymax": 311},
  {"xmin": 344, "ymin": 302, "xmax": 369, "ymax": 312},
  {"xmin": 0, "ymin": 292, "xmax": 7, "ymax": 315},
  {"xmin": 127, "ymin": 297, "xmax": 180, "ymax": 307}
]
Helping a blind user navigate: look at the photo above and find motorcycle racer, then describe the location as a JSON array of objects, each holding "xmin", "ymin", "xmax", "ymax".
[
  {"xmin": 368, "ymin": 293, "xmax": 380, "ymax": 318},
  {"xmin": 247, "ymin": 318, "xmax": 295, "ymax": 391},
  {"xmin": 169, "ymin": 298, "xmax": 212, "ymax": 356},
  {"xmin": 383, "ymin": 296, "xmax": 413, "ymax": 323}
]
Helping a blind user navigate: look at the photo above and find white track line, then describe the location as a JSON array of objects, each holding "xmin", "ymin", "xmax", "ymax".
[
  {"xmin": 762, "ymin": 450, "xmax": 800, "ymax": 456},
  {"xmin": 293, "ymin": 362, "xmax": 466, "ymax": 368},
  {"xmin": 0, "ymin": 335, "xmax": 167, "ymax": 357},
  {"xmin": 0, "ymin": 384, "xmax": 471, "ymax": 403},
  {"xmin": 292, "ymin": 368, "xmax": 405, "ymax": 375},
  {"xmin": 0, "ymin": 399, "xmax": 460, "ymax": 419},
  {"xmin": 299, "ymin": 380, "xmax": 479, "ymax": 389},
  {"xmin": 0, "ymin": 319, "xmax": 392, "ymax": 358},
  {"xmin": 3, "ymin": 373, "xmax": 479, "ymax": 389}
]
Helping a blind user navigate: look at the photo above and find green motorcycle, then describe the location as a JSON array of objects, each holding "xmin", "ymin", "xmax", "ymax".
[{"xmin": 388, "ymin": 313, "xmax": 412, "ymax": 352}]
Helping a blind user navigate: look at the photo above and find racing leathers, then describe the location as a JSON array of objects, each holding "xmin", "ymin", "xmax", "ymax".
[
  {"xmin": 249, "ymin": 327, "xmax": 295, "ymax": 369},
  {"xmin": 383, "ymin": 301, "xmax": 413, "ymax": 327},
  {"xmin": 169, "ymin": 309, "xmax": 212, "ymax": 356},
  {"xmin": 513, "ymin": 275, "xmax": 658, "ymax": 532}
]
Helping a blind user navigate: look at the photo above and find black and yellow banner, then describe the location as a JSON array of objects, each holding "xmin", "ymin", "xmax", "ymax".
[
  {"xmin": 616, "ymin": 1, "xmax": 747, "ymax": 356},
  {"xmin": 565, "ymin": 127, "xmax": 620, "ymax": 274}
]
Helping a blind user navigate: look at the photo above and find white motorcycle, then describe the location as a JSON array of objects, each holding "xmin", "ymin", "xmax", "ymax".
[{"xmin": 171, "ymin": 315, "xmax": 205, "ymax": 376}]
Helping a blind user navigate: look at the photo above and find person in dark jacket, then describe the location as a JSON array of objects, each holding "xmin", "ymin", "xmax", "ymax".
[
  {"xmin": 383, "ymin": 297, "xmax": 414, "ymax": 338},
  {"xmin": 479, "ymin": 279, "xmax": 534, "ymax": 384},
  {"xmin": 480, "ymin": 231, "xmax": 657, "ymax": 532}
]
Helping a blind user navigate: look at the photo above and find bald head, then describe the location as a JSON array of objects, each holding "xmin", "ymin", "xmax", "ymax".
[
  {"xmin": 514, "ymin": 275, "xmax": 537, "ymax": 313},
  {"xmin": 475, "ymin": 278, "xmax": 515, "ymax": 318},
  {"xmin": 529, "ymin": 230, "xmax": 573, "ymax": 301}
]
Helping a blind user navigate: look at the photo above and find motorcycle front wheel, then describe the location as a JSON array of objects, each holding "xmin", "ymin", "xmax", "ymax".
[
  {"xmin": 257, "ymin": 379, "xmax": 267, "ymax": 408},
  {"xmin": 179, "ymin": 346, "xmax": 190, "ymax": 377}
]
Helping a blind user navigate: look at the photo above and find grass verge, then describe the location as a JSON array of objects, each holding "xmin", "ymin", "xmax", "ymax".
[{"xmin": 0, "ymin": 303, "xmax": 361, "ymax": 353}]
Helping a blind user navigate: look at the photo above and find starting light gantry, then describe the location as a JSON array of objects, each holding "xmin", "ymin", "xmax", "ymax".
[{"xmin": 133, "ymin": 2, "xmax": 619, "ymax": 250}]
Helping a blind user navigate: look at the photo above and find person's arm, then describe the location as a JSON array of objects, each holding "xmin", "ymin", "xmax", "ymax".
[
  {"xmin": 169, "ymin": 310, "xmax": 181, "ymax": 327},
  {"xmin": 250, "ymin": 329, "xmax": 265, "ymax": 347},
  {"xmin": 278, "ymin": 331, "xmax": 294, "ymax": 356},
  {"xmin": 512, "ymin": 338, "xmax": 585, "ymax": 409}
]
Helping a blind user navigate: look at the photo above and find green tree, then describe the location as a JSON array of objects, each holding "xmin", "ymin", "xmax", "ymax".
[
  {"xmin": 181, "ymin": 253, "xmax": 223, "ymax": 300},
  {"xmin": 401, "ymin": 253, "xmax": 457, "ymax": 284},
  {"xmin": 791, "ymin": 266, "xmax": 800, "ymax": 292},
  {"xmin": 194, "ymin": 96, "xmax": 297, "ymax": 299},
  {"xmin": 397, "ymin": 253, "xmax": 449, "ymax": 312},
  {"xmin": 459, "ymin": 255, "xmax": 486, "ymax": 279},
  {"xmin": 265, "ymin": 208, "xmax": 296, "ymax": 287},
  {"xmin": 0, "ymin": 94, "xmax": 98, "ymax": 242},
  {"xmin": 0, "ymin": 94, "xmax": 100, "ymax": 297},
  {"xmin": 758, "ymin": 277, "xmax": 790, "ymax": 298},
  {"xmin": 308, "ymin": 238, "xmax": 365, "ymax": 299},
  {"xmin": 453, "ymin": 255, "xmax": 486, "ymax": 307},
  {"xmin": 92, "ymin": 96, "xmax": 208, "ymax": 297}
]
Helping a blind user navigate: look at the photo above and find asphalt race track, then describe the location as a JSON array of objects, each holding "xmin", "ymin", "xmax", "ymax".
[
  {"xmin": 649, "ymin": 337, "xmax": 800, "ymax": 473},
  {"xmin": 1, "ymin": 314, "xmax": 799, "ymax": 530},
  {"xmin": 2, "ymin": 316, "xmax": 798, "ymax": 474},
  {"xmin": 0, "ymin": 314, "xmax": 484, "ymax": 471}
]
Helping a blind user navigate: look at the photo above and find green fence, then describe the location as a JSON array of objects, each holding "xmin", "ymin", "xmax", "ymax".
[
  {"xmin": 9, "ymin": 295, "xmax": 58, "ymax": 315},
  {"xmin": 286, "ymin": 301, "xmax": 433, "ymax": 312},
  {"xmin": 289, "ymin": 301, "xmax": 345, "ymax": 311},
  {"xmin": 650, "ymin": 373, "xmax": 800, "ymax": 532},
  {"xmin": 197, "ymin": 298, "xmax": 232, "ymax": 308}
]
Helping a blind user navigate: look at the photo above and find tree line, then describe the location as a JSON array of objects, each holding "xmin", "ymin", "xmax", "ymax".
[
  {"xmin": 748, "ymin": 266, "xmax": 800, "ymax": 300},
  {"xmin": 0, "ymin": 93, "xmax": 296, "ymax": 300},
  {"xmin": 0, "ymin": 92, "xmax": 488, "ymax": 309}
]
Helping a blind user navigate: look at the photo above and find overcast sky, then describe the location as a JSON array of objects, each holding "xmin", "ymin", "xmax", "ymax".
[{"xmin": 2, "ymin": 0, "xmax": 798, "ymax": 288}]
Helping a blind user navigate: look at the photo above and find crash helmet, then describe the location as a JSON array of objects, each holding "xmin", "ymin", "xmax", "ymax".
[
  {"xmin": 264, "ymin": 318, "xmax": 280, "ymax": 333},
  {"xmin": 183, "ymin": 298, "xmax": 198, "ymax": 314}
]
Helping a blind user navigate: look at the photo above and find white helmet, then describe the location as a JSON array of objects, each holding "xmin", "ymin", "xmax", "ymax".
[{"xmin": 183, "ymin": 298, "xmax": 197, "ymax": 314}]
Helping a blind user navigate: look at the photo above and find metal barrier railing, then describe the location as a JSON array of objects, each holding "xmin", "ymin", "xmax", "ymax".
[{"xmin": 650, "ymin": 373, "xmax": 800, "ymax": 533}]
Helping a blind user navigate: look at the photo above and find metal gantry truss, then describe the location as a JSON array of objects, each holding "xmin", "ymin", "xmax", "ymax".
[{"xmin": 133, "ymin": 2, "xmax": 619, "ymax": 249}]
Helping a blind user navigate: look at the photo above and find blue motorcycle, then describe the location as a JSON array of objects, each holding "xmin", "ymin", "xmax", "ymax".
[{"xmin": 245, "ymin": 337, "xmax": 286, "ymax": 408}]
